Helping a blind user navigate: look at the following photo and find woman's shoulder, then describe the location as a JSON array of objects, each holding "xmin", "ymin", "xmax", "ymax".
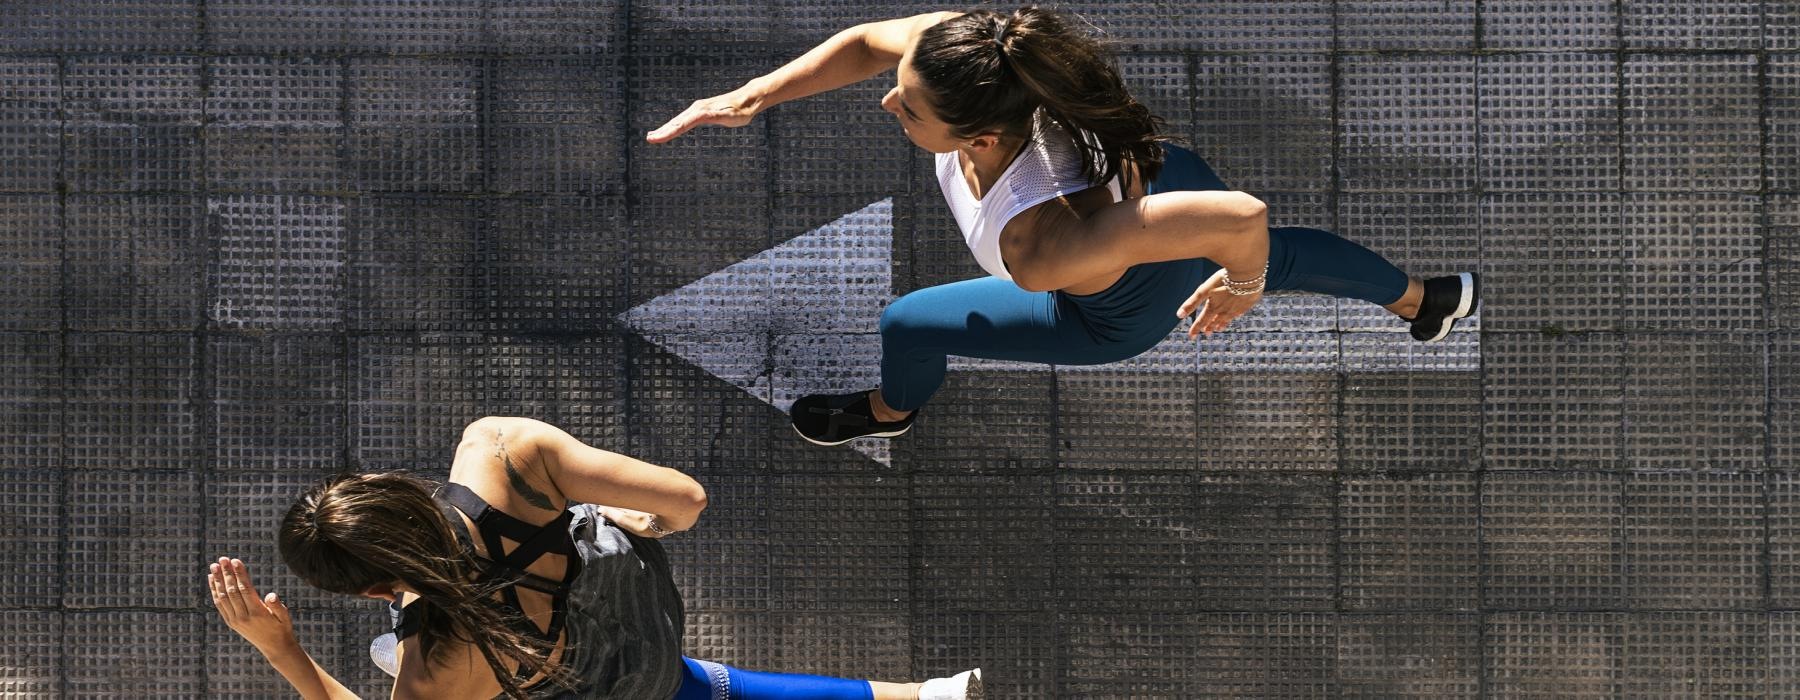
[
  {"xmin": 392, "ymin": 632, "xmax": 501, "ymax": 700},
  {"xmin": 998, "ymin": 119, "xmax": 1103, "ymax": 206},
  {"xmin": 443, "ymin": 418, "xmax": 572, "ymax": 524}
]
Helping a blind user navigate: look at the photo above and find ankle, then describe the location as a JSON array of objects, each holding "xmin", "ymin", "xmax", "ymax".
[
  {"xmin": 869, "ymin": 390, "xmax": 912, "ymax": 423},
  {"xmin": 1386, "ymin": 277, "xmax": 1425, "ymax": 319}
]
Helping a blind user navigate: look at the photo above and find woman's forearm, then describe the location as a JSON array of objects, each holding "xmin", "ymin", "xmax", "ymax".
[
  {"xmin": 735, "ymin": 26, "xmax": 890, "ymax": 114},
  {"xmin": 738, "ymin": 12, "xmax": 955, "ymax": 115},
  {"xmin": 261, "ymin": 640, "xmax": 363, "ymax": 700},
  {"xmin": 1009, "ymin": 190, "xmax": 1272, "ymax": 293},
  {"xmin": 1198, "ymin": 219, "xmax": 1271, "ymax": 281},
  {"xmin": 639, "ymin": 467, "xmax": 706, "ymax": 532},
  {"xmin": 647, "ymin": 13, "xmax": 949, "ymax": 143},
  {"xmin": 1132, "ymin": 190, "xmax": 1270, "ymax": 275}
]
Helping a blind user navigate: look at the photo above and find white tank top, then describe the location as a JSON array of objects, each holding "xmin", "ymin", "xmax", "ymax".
[{"xmin": 935, "ymin": 113, "xmax": 1122, "ymax": 282}]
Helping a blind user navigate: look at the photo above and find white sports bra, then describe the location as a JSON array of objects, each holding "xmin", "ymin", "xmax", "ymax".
[{"xmin": 935, "ymin": 112, "xmax": 1122, "ymax": 282}]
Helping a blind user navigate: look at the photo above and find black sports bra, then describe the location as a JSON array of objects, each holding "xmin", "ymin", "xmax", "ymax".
[{"xmin": 392, "ymin": 483, "xmax": 584, "ymax": 679}]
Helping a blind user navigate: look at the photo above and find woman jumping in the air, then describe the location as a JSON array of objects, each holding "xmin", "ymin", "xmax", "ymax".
[
  {"xmin": 649, "ymin": 7, "xmax": 1479, "ymax": 446},
  {"xmin": 205, "ymin": 417, "xmax": 982, "ymax": 699}
]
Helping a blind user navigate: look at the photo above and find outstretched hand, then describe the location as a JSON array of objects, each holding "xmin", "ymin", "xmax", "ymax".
[
  {"xmin": 645, "ymin": 91, "xmax": 759, "ymax": 144},
  {"xmin": 1177, "ymin": 267, "xmax": 1263, "ymax": 339},
  {"xmin": 207, "ymin": 556, "xmax": 297, "ymax": 654}
]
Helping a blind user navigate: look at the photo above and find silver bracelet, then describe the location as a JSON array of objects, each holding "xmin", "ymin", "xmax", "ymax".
[
  {"xmin": 1224, "ymin": 261, "xmax": 1269, "ymax": 289},
  {"xmin": 646, "ymin": 514, "xmax": 673, "ymax": 536}
]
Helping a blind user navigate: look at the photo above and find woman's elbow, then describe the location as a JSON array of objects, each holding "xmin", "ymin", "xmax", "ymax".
[
  {"xmin": 658, "ymin": 481, "xmax": 708, "ymax": 532},
  {"xmin": 683, "ymin": 482, "xmax": 709, "ymax": 519},
  {"xmin": 1010, "ymin": 267, "xmax": 1059, "ymax": 293},
  {"xmin": 1006, "ymin": 246, "xmax": 1060, "ymax": 292},
  {"xmin": 1227, "ymin": 192, "xmax": 1267, "ymax": 231}
]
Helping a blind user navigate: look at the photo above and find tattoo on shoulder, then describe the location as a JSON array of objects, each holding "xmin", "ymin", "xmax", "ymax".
[{"xmin": 496, "ymin": 432, "xmax": 557, "ymax": 511}]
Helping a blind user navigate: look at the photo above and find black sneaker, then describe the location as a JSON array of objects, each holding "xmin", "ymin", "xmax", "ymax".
[
  {"xmin": 1408, "ymin": 272, "xmax": 1480, "ymax": 342},
  {"xmin": 790, "ymin": 390, "xmax": 915, "ymax": 446}
]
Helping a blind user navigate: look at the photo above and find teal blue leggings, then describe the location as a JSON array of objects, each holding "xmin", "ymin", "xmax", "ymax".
[
  {"xmin": 877, "ymin": 144, "xmax": 1410, "ymax": 411},
  {"xmin": 675, "ymin": 657, "xmax": 873, "ymax": 700}
]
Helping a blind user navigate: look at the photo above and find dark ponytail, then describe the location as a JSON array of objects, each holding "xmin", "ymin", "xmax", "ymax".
[
  {"xmin": 278, "ymin": 473, "xmax": 577, "ymax": 698},
  {"xmin": 912, "ymin": 6, "xmax": 1166, "ymax": 189}
]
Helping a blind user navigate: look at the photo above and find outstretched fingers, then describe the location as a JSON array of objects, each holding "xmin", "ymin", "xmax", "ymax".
[
  {"xmin": 645, "ymin": 104, "xmax": 703, "ymax": 143},
  {"xmin": 207, "ymin": 561, "xmax": 225, "ymax": 608},
  {"xmin": 230, "ymin": 558, "xmax": 265, "ymax": 612},
  {"xmin": 206, "ymin": 556, "xmax": 300, "ymax": 652},
  {"xmin": 646, "ymin": 99, "xmax": 732, "ymax": 144},
  {"xmin": 1194, "ymin": 300, "xmax": 1231, "ymax": 337},
  {"xmin": 646, "ymin": 95, "xmax": 756, "ymax": 144},
  {"xmin": 213, "ymin": 557, "xmax": 247, "ymax": 619},
  {"xmin": 1179, "ymin": 271, "xmax": 1225, "ymax": 339},
  {"xmin": 1176, "ymin": 285, "xmax": 1209, "ymax": 321}
]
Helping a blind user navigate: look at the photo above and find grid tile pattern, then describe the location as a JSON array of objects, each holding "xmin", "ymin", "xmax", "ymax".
[
  {"xmin": 1622, "ymin": 54, "xmax": 1760, "ymax": 193},
  {"xmin": 65, "ymin": 195, "xmax": 204, "ymax": 331},
  {"xmin": 1338, "ymin": 613, "xmax": 1481, "ymax": 697},
  {"xmin": 0, "ymin": 470, "xmax": 62, "ymax": 608},
  {"xmin": 0, "ymin": 3, "xmax": 1791, "ymax": 698},
  {"xmin": 1478, "ymin": 53, "xmax": 1620, "ymax": 192},
  {"xmin": 207, "ymin": 612, "xmax": 347, "ymax": 699},
  {"xmin": 1622, "ymin": 1, "xmax": 1763, "ymax": 50},
  {"xmin": 1481, "ymin": 1, "xmax": 1620, "ymax": 50},
  {"xmin": 64, "ymin": 470, "xmax": 202, "ymax": 610},
  {"xmin": 1482, "ymin": 332, "xmax": 1625, "ymax": 470},
  {"xmin": 1338, "ymin": 55, "xmax": 1478, "ymax": 193},
  {"xmin": 0, "ymin": 333, "xmax": 62, "ymax": 472},
  {"xmin": 63, "ymin": 57, "xmax": 202, "ymax": 192},
  {"xmin": 1771, "ymin": 56, "xmax": 1800, "ymax": 193},
  {"xmin": 1193, "ymin": 54, "xmax": 1333, "ymax": 193},
  {"xmin": 1484, "ymin": 612, "xmax": 1624, "ymax": 697},
  {"xmin": 0, "ymin": 60, "xmax": 61, "ymax": 193},
  {"xmin": 1776, "ymin": 333, "xmax": 1800, "ymax": 472},
  {"xmin": 66, "ymin": 611, "xmax": 204, "ymax": 697},
  {"xmin": 1482, "ymin": 472, "xmax": 1625, "ymax": 610},
  {"xmin": 202, "ymin": 56, "xmax": 346, "ymax": 191},
  {"xmin": 0, "ymin": 195, "xmax": 62, "ymax": 331},
  {"xmin": 0, "ymin": 610, "xmax": 60, "ymax": 696},
  {"xmin": 1340, "ymin": 473, "xmax": 1480, "ymax": 611},
  {"xmin": 1623, "ymin": 472, "xmax": 1763, "ymax": 610}
]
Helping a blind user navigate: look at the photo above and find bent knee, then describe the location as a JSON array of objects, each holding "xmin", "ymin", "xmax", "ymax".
[{"xmin": 878, "ymin": 294, "xmax": 924, "ymax": 336}]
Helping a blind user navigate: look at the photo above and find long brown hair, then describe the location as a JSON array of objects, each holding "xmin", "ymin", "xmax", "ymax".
[
  {"xmin": 911, "ymin": 6, "xmax": 1166, "ymax": 189},
  {"xmin": 277, "ymin": 472, "xmax": 575, "ymax": 698}
]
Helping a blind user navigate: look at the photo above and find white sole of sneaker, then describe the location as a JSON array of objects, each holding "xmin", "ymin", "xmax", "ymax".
[
  {"xmin": 920, "ymin": 668, "xmax": 983, "ymax": 700},
  {"xmin": 1421, "ymin": 272, "xmax": 1478, "ymax": 343},
  {"xmin": 792, "ymin": 423, "xmax": 911, "ymax": 447},
  {"xmin": 1451, "ymin": 271, "xmax": 1477, "ymax": 318}
]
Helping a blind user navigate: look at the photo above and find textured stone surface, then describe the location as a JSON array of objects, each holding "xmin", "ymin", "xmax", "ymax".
[{"xmin": 0, "ymin": 3, "xmax": 1785, "ymax": 697}]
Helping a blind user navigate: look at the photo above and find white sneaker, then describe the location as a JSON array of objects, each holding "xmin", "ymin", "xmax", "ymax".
[
  {"xmin": 370, "ymin": 632, "xmax": 400, "ymax": 678},
  {"xmin": 918, "ymin": 668, "xmax": 983, "ymax": 700}
]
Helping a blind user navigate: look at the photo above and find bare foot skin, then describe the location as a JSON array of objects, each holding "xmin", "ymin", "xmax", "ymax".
[
  {"xmin": 869, "ymin": 389, "xmax": 913, "ymax": 423},
  {"xmin": 1384, "ymin": 277, "xmax": 1425, "ymax": 319}
]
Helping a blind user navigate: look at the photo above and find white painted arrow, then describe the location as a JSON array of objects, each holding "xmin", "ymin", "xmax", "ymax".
[{"xmin": 620, "ymin": 198, "xmax": 1478, "ymax": 464}]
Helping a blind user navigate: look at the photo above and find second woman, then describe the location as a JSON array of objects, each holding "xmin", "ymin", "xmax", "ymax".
[{"xmin": 649, "ymin": 7, "xmax": 1479, "ymax": 445}]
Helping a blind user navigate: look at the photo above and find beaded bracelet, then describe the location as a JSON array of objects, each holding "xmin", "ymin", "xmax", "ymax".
[
  {"xmin": 1223, "ymin": 262, "xmax": 1269, "ymax": 296},
  {"xmin": 646, "ymin": 514, "xmax": 673, "ymax": 536}
]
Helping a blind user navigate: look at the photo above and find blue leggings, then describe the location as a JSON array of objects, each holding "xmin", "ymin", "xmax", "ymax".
[
  {"xmin": 878, "ymin": 144, "xmax": 1411, "ymax": 411},
  {"xmin": 674, "ymin": 657, "xmax": 874, "ymax": 700}
]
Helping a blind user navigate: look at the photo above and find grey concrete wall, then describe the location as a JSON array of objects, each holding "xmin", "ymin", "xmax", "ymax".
[{"xmin": 0, "ymin": 1, "xmax": 1795, "ymax": 697}]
